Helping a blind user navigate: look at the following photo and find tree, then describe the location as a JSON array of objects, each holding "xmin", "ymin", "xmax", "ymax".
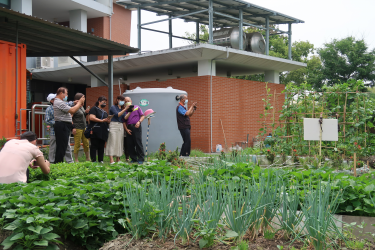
[
  {"xmin": 311, "ymin": 37, "xmax": 375, "ymax": 90},
  {"xmin": 184, "ymin": 25, "xmax": 319, "ymax": 86}
]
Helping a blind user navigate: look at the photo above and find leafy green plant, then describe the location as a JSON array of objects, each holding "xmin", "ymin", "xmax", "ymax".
[
  {"xmin": 1, "ymin": 214, "xmax": 62, "ymax": 250},
  {"xmin": 264, "ymin": 229, "xmax": 275, "ymax": 240},
  {"xmin": 0, "ymin": 136, "xmax": 7, "ymax": 150},
  {"xmin": 193, "ymin": 183, "xmax": 225, "ymax": 248},
  {"xmin": 297, "ymin": 180, "xmax": 346, "ymax": 250},
  {"xmin": 157, "ymin": 142, "xmax": 167, "ymax": 160},
  {"xmin": 120, "ymin": 182, "xmax": 162, "ymax": 239}
]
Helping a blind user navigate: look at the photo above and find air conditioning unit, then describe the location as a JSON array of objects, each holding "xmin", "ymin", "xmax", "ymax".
[{"xmin": 36, "ymin": 57, "xmax": 54, "ymax": 69}]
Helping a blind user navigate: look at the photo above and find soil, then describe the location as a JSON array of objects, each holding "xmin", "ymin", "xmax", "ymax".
[{"xmin": 100, "ymin": 232, "xmax": 305, "ymax": 250}]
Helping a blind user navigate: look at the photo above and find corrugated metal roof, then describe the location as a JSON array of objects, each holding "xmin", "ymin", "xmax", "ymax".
[
  {"xmin": 117, "ymin": 0, "xmax": 304, "ymax": 27},
  {"xmin": 0, "ymin": 7, "xmax": 139, "ymax": 57}
]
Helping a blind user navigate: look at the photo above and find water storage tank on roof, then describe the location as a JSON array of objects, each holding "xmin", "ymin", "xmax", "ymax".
[{"xmin": 123, "ymin": 87, "xmax": 187, "ymax": 154}]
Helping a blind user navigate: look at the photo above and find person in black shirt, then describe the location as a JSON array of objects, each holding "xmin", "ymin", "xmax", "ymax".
[{"xmin": 88, "ymin": 96, "xmax": 110, "ymax": 163}]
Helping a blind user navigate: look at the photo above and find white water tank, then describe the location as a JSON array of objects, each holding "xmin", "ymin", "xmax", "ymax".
[{"xmin": 123, "ymin": 87, "xmax": 187, "ymax": 154}]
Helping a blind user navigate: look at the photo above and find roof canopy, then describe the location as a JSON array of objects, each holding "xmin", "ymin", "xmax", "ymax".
[
  {"xmin": 117, "ymin": 0, "xmax": 304, "ymax": 27},
  {"xmin": 0, "ymin": 7, "xmax": 139, "ymax": 57}
]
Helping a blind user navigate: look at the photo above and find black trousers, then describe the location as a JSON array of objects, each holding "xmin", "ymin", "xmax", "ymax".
[
  {"xmin": 127, "ymin": 124, "xmax": 145, "ymax": 162},
  {"xmin": 54, "ymin": 121, "xmax": 72, "ymax": 163},
  {"xmin": 90, "ymin": 138, "xmax": 106, "ymax": 162},
  {"xmin": 124, "ymin": 136, "xmax": 130, "ymax": 160},
  {"xmin": 179, "ymin": 128, "xmax": 191, "ymax": 156}
]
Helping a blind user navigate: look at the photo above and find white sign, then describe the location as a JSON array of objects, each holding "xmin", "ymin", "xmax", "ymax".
[{"xmin": 303, "ymin": 118, "xmax": 338, "ymax": 141}]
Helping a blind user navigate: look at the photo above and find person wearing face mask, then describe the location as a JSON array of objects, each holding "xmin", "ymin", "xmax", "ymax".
[
  {"xmin": 105, "ymin": 95, "xmax": 128, "ymax": 164},
  {"xmin": 89, "ymin": 96, "xmax": 111, "ymax": 163},
  {"xmin": 0, "ymin": 131, "xmax": 50, "ymax": 184},
  {"xmin": 176, "ymin": 94, "xmax": 197, "ymax": 157},
  {"xmin": 53, "ymin": 87, "xmax": 85, "ymax": 164},
  {"xmin": 124, "ymin": 97, "xmax": 145, "ymax": 164},
  {"xmin": 72, "ymin": 93, "xmax": 91, "ymax": 162}
]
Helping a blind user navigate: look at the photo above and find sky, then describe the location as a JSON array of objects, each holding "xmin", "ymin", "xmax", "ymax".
[{"xmin": 129, "ymin": 0, "xmax": 375, "ymax": 53}]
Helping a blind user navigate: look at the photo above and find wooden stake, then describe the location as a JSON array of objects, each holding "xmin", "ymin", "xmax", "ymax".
[
  {"xmin": 354, "ymin": 153, "xmax": 357, "ymax": 177},
  {"xmin": 220, "ymin": 119, "xmax": 228, "ymax": 152}
]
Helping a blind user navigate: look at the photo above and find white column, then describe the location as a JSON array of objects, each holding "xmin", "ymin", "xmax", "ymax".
[
  {"xmin": 264, "ymin": 70, "xmax": 280, "ymax": 84},
  {"xmin": 11, "ymin": 0, "xmax": 32, "ymax": 15},
  {"xmin": 198, "ymin": 60, "xmax": 216, "ymax": 76},
  {"xmin": 69, "ymin": 9, "xmax": 87, "ymax": 62}
]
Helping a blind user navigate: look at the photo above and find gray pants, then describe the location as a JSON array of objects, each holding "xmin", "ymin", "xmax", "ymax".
[{"xmin": 49, "ymin": 135, "xmax": 73, "ymax": 163}]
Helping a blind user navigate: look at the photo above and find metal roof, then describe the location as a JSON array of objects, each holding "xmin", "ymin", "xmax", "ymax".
[
  {"xmin": 0, "ymin": 7, "xmax": 139, "ymax": 57},
  {"xmin": 117, "ymin": 0, "xmax": 304, "ymax": 27}
]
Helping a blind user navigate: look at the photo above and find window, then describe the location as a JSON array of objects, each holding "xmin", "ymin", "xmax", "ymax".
[{"xmin": 0, "ymin": 0, "xmax": 10, "ymax": 8}]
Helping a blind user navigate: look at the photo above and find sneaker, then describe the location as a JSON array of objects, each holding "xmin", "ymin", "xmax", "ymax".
[
  {"xmin": 110, "ymin": 162, "xmax": 115, "ymax": 164},
  {"xmin": 117, "ymin": 161, "xmax": 123, "ymax": 164},
  {"xmin": 130, "ymin": 160, "xmax": 136, "ymax": 163},
  {"xmin": 137, "ymin": 161, "xmax": 143, "ymax": 165}
]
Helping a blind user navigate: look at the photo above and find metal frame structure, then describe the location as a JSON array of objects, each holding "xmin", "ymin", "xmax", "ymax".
[
  {"xmin": 117, "ymin": 0, "xmax": 304, "ymax": 59},
  {"xmin": 0, "ymin": 7, "xmax": 139, "ymax": 136}
]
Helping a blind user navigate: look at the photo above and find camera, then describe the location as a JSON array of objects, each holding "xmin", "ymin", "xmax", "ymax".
[{"xmin": 128, "ymin": 105, "xmax": 134, "ymax": 112}]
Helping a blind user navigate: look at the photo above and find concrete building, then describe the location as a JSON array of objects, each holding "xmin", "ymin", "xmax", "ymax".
[
  {"xmin": 8, "ymin": 0, "xmax": 307, "ymax": 152},
  {"xmin": 4, "ymin": 0, "xmax": 131, "ymax": 68},
  {"xmin": 31, "ymin": 44, "xmax": 306, "ymax": 152}
]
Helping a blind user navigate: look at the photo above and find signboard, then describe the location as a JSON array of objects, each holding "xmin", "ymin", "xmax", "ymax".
[{"xmin": 303, "ymin": 118, "xmax": 338, "ymax": 141}]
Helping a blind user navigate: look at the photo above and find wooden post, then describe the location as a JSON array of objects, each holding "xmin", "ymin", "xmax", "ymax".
[
  {"xmin": 354, "ymin": 152, "xmax": 357, "ymax": 177},
  {"xmin": 364, "ymin": 95, "xmax": 367, "ymax": 148},
  {"xmin": 343, "ymin": 93, "xmax": 348, "ymax": 158},
  {"xmin": 273, "ymin": 90, "xmax": 276, "ymax": 129}
]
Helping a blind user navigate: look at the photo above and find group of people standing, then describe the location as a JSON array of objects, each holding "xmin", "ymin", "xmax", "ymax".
[
  {"xmin": 0, "ymin": 89, "xmax": 198, "ymax": 184},
  {"xmin": 45, "ymin": 87, "xmax": 145, "ymax": 165}
]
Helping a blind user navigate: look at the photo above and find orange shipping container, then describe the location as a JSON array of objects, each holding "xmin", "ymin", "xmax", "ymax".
[{"xmin": 0, "ymin": 40, "xmax": 27, "ymax": 139}]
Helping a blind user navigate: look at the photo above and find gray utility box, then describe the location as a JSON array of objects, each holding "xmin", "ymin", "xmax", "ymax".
[{"xmin": 123, "ymin": 87, "xmax": 187, "ymax": 154}]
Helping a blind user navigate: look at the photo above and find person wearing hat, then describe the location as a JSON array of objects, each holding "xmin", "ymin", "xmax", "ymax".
[
  {"xmin": 0, "ymin": 131, "xmax": 50, "ymax": 184},
  {"xmin": 45, "ymin": 93, "xmax": 74, "ymax": 163}
]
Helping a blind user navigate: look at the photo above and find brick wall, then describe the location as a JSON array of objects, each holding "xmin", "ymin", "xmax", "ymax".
[{"xmin": 86, "ymin": 76, "xmax": 285, "ymax": 152}]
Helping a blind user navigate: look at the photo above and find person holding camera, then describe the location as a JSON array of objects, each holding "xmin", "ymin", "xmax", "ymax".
[
  {"xmin": 124, "ymin": 97, "xmax": 145, "ymax": 164},
  {"xmin": 53, "ymin": 87, "xmax": 85, "ymax": 164},
  {"xmin": 0, "ymin": 131, "xmax": 50, "ymax": 184},
  {"xmin": 176, "ymin": 94, "xmax": 197, "ymax": 157}
]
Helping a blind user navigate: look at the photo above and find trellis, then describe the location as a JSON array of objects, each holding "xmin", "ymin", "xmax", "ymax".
[{"xmin": 259, "ymin": 83, "xmax": 375, "ymax": 164}]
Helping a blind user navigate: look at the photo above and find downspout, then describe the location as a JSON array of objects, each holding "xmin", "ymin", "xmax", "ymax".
[
  {"xmin": 210, "ymin": 47, "xmax": 230, "ymax": 152},
  {"xmin": 15, "ymin": 21, "xmax": 19, "ymax": 135}
]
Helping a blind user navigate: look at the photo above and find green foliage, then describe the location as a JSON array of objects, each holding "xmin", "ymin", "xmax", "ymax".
[
  {"xmin": 156, "ymin": 142, "xmax": 167, "ymax": 160},
  {"xmin": 264, "ymin": 80, "xmax": 375, "ymax": 160},
  {"xmin": 0, "ymin": 136, "xmax": 7, "ymax": 149},
  {"xmin": 0, "ymin": 162, "xmax": 190, "ymax": 249},
  {"xmin": 312, "ymin": 37, "xmax": 375, "ymax": 90}
]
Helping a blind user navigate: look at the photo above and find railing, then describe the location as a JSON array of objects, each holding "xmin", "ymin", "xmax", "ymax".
[{"xmin": 31, "ymin": 104, "xmax": 50, "ymax": 142}]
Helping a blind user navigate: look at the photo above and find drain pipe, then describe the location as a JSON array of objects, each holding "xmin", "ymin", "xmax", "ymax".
[
  {"xmin": 15, "ymin": 21, "xmax": 19, "ymax": 135},
  {"xmin": 210, "ymin": 47, "xmax": 230, "ymax": 152}
]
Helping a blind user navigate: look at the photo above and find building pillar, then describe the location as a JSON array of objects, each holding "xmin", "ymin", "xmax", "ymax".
[
  {"xmin": 265, "ymin": 17, "xmax": 270, "ymax": 55},
  {"xmin": 239, "ymin": 9, "xmax": 243, "ymax": 50},
  {"xmin": 196, "ymin": 22, "xmax": 200, "ymax": 44},
  {"xmin": 288, "ymin": 23, "xmax": 292, "ymax": 60},
  {"xmin": 265, "ymin": 70, "xmax": 279, "ymax": 84},
  {"xmin": 137, "ymin": 7, "xmax": 141, "ymax": 51},
  {"xmin": 168, "ymin": 15, "xmax": 172, "ymax": 49},
  {"xmin": 11, "ymin": 0, "xmax": 32, "ymax": 15},
  {"xmin": 208, "ymin": 0, "xmax": 213, "ymax": 44},
  {"xmin": 198, "ymin": 60, "xmax": 216, "ymax": 76},
  {"xmin": 69, "ymin": 9, "xmax": 87, "ymax": 62},
  {"xmin": 108, "ymin": 55, "xmax": 114, "ymax": 108}
]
